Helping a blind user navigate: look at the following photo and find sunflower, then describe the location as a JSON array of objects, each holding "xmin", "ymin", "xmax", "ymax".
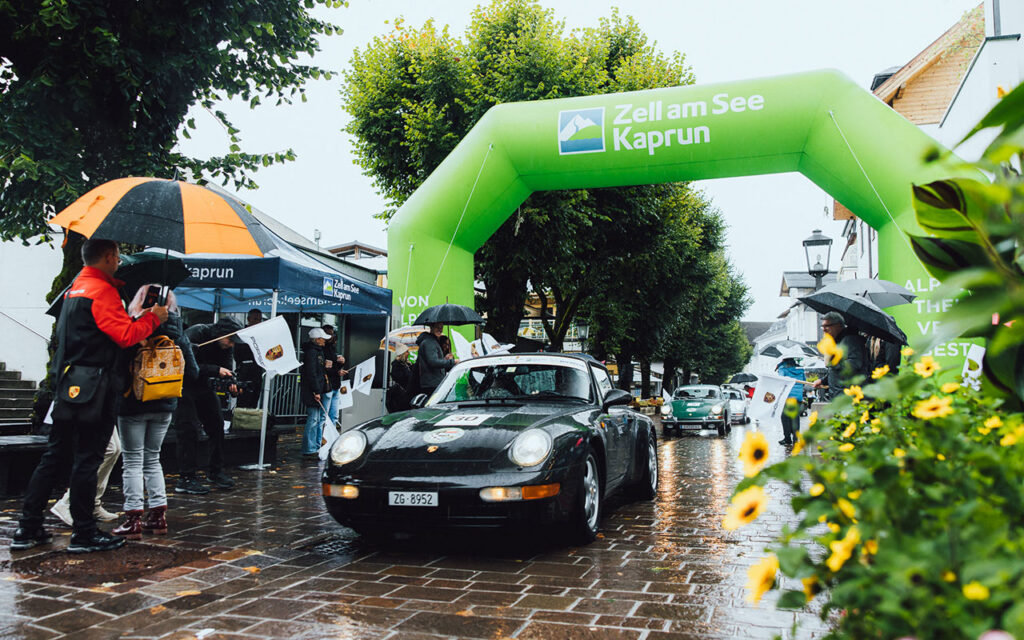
[
  {"xmin": 817, "ymin": 333, "xmax": 843, "ymax": 366},
  {"xmin": 914, "ymin": 356, "xmax": 940, "ymax": 378},
  {"xmin": 842, "ymin": 422, "xmax": 857, "ymax": 438},
  {"xmin": 839, "ymin": 442, "xmax": 855, "ymax": 452},
  {"xmin": 901, "ymin": 347, "xmax": 915, "ymax": 357},
  {"xmin": 985, "ymin": 416, "xmax": 1003, "ymax": 430},
  {"xmin": 802, "ymin": 576, "xmax": 822, "ymax": 600},
  {"xmin": 826, "ymin": 526, "xmax": 861, "ymax": 572},
  {"xmin": 844, "ymin": 385, "xmax": 864, "ymax": 404},
  {"xmin": 963, "ymin": 581, "xmax": 990, "ymax": 601},
  {"xmin": 941, "ymin": 382, "xmax": 960, "ymax": 394},
  {"xmin": 809, "ymin": 483, "xmax": 825, "ymax": 497},
  {"xmin": 847, "ymin": 489, "xmax": 862, "ymax": 500},
  {"xmin": 836, "ymin": 498, "xmax": 856, "ymax": 519},
  {"xmin": 860, "ymin": 410, "xmax": 870, "ymax": 424},
  {"xmin": 722, "ymin": 485, "xmax": 768, "ymax": 531},
  {"xmin": 739, "ymin": 431, "xmax": 770, "ymax": 477},
  {"xmin": 912, "ymin": 395, "xmax": 954, "ymax": 420},
  {"xmin": 871, "ymin": 365, "xmax": 890, "ymax": 379},
  {"xmin": 1001, "ymin": 432, "xmax": 1018, "ymax": 447},
  {"xmin": 746, "ymin": 554, "xmax": 779, "ymax": 604},
  {"xmin": 864, "ymin": 539, "xmax": 878, "ymax": 555},
  {"xmin": 808, "ymin": 411, "xmax": 818, "ymax": 427}
]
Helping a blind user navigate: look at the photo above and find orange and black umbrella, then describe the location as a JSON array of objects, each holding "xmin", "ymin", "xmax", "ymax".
[{"xmin": 49, "ymin": 177, "xmax": 277, "ymax": 255}]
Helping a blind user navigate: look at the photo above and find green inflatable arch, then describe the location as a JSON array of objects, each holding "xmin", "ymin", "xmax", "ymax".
[{"xmin": 387, "ymin": 69, "xmax": 965, "ymax": 361}]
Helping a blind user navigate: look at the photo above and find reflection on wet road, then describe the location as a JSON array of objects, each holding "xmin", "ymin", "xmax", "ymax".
[{"xmin": 0, "ymin": 423, "xmax": 827, "ymax": 639}]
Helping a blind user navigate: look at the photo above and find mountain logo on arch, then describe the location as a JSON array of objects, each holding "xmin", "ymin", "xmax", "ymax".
[{"xmin": 558, "ymin": 107, "xmax": 605, "ymax": 155}]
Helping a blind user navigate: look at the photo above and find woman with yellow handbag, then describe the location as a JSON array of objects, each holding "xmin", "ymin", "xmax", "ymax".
[{"xmin": 112, "ymin": 285, "xmax": 198, "ymax": 539}]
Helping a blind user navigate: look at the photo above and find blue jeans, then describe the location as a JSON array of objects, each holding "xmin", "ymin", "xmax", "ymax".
[
  {"xmin": 118, "ymin": 412, "xmax": 173, "ymax": 510},
  {"xmin": 303, "ymin": 405, "xmax": 325, "ymax": 455},
  {"xmin": 323, "ymin": 389, "xmax": 341, "ymax": 426}
]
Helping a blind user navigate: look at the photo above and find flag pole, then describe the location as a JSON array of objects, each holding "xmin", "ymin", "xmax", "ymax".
[{"xmin": 243, "ymin": 289, "xmax": 278, "ymax": 472}]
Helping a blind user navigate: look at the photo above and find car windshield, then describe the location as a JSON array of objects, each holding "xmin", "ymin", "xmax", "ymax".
[
  {"xmin": 430, "ymin": 356, "xmax": 593, "ymax": 404},
  {"xmin": 726, "ymin": 390, "xmax": 741, "ymax": 400},
  {"xmin": 674, "ymin": 386, "xmax": 720, "ymax": 400}
]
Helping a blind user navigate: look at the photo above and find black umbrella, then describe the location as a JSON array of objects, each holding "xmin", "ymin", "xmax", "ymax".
[
  {"xmin": 115, "ymin": 251, "xmax": 190, "ymax": 300},
  {"xmin": 798, "ymin": 290, "xmax": 908, "ymax": 345},
  {"xmin": 46, "ymin": 252, "xmax": 189, "ymax": 318},
  {"xmin": 729, "ymin": 372, "xmax": 758, "ymax": 384},
  {"xmin": 413, "ymin": 303, "xmax": 484, "ymax": 326},
  {"xmin": 817, "ymin": 278, "xmax": 916, "ymax": 309},
  {"xmin": 759, "ymin": 340, "xmax": 818, "ymax": 359}
]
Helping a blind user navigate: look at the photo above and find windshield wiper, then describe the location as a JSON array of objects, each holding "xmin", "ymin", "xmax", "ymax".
[{"xmin": 450, "ymin": 397, "xmax": 524, "ymax": 406}]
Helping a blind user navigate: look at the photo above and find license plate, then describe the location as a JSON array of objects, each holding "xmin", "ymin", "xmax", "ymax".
[{"xmin": 388, "ymin": 491, "xmax": 438, "ymax": 507}]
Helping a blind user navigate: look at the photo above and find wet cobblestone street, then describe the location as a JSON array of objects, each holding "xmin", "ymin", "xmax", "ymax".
[{"xmin": 0, "ymin": 421, "xmax": 828, "ymax": 639}]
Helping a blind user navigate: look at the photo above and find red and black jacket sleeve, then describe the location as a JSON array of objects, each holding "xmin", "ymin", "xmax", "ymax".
[{"xmin": 90, "ymin": 281, "xmax": 161, "ymax": 347}]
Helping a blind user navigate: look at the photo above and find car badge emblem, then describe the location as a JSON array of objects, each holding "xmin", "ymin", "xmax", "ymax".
[
  {"xmin": 424, "ymin": 427, "xmax": 466, "ymax": 444},
  {"xmin": 68, "ymin": 386, "xmax": 80, "ymax": 399},
  {"xmin": 427, "ymin": 445, "xmax": 439, "ymax": 453},
  {"xmin": 763, "ymin": 392, "xmax": 777, "ymax": 403}
]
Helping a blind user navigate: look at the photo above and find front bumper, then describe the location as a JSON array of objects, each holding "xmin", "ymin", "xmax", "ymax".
[
  {"xmin": 321, "ymin": 464, "xmax": 580, "ymax": 532},
  {"xmin": 661, "ymin": 415, "xmax": 723, "ymax": 430}
]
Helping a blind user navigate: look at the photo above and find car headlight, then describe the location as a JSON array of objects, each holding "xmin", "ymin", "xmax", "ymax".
[
  {"xmin": 509, "ymin": 429, "xmax": 553, "ymax": 467},
  {"xmin": 660, "ymin": 405, "xmax": 671, "ymax": 416},
  {"xmin": 330, "ymin": 431, "xmax": 367, "ymax": 466},
  {"xmin": 711, "ymin": 404, "xmax": 723, "ymax": 414}
]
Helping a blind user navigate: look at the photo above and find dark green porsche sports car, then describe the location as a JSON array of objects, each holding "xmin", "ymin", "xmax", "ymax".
[{"xmin": 660, "ymin": 385, "xmax": 732, "ymax": 437}]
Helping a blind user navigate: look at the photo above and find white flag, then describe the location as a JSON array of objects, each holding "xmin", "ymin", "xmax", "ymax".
[
  {"xmin": 962, "ymin": 344, "xmax": 985, "ymax": 391},
  {"xmin": 662, "ymin": 388, "xmax": 672, "ymax": 404},
  {"xmin": 748, "ymin": 374, "xmax": 796, "ymax": 422},
  {"xmin": 336, "ymin": 380, "xmax": 354, "ymax": 409},
  {"xmin": 451, "ymin": 331, "xmax": 472, "ymax": 361},
  {"xmin": 353, "ymin": 356, "xmax": 376, "ymax": 395},
  {"xmin": 235, "ymin": 316, "xmax": 300, "ymax": 375}
]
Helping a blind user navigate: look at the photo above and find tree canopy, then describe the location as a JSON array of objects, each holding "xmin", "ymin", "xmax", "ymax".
[
  {"xmin": 343, "ymin": 0, "xmax": 752, "ymax": 389},
  {"xmin": 0, "ymin": 0, "xmax": 344, "ymax": 243}
]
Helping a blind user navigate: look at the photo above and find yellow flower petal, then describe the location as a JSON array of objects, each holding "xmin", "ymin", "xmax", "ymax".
[
  {"xmin": 942, "ymin": 570, "xmax": 956, "ymax": 582},
  {"xmin": 838, "ymin": 442, "xmax": 855, "ymax": 452},
  {"xmin": 864, "ymin": 539, "xmax": 878, "ymax": 555},
  {"xmin": 808, "ymin": 411, "xmax": 818, "ymax": 427},
  {"xmin": 963, "ymin": 581, "xmax": 990, "ymax": 600},
  {"xmin": 836, "ymin": 498, "xmax": 856, "ymax": 519},
  {"xmin": 739, "ymin": 431, "xmax": 770, "ymax": 477},
  {"xmin": 844, "ymin": 385, "xmax": 864, "ymax": 404},
  {"xmin": 893, "ymin": 448, "xmax": 906, "ymax": 458},
  {"xmin": 985, "ymin": 416, "xmax": 1003, "ymax": 430},
  {"xmin": 722, "ymin": 485, "xmax": 768, "ymax": 531},
  {"xmin": 912, "ymin": 395, "xmax": 954, "ymax": 420},
  {"xmin": 745, "ymin": 554, "xmax": 778, "ymax": 604},
  {"xmin": 901, "ymin": 347, "xmax": 915, "ymax": 357},
  {"xmin": 941, "ymin": 382, "xmax": 960, "ymax": 394},
  {"xmin": 809, "ymin": 483, "xmax": 825, "ymax": 497},
  {"xmin": 871, "ymin": 365, "xmax": 890, "ymax": 379},
  {"xmin": 847, "ymin": 490, "xmax": 862, "ymax": 500},
  {"xmin": 914, "ymin": 356, "xmax": 940, "ymax": 379}
]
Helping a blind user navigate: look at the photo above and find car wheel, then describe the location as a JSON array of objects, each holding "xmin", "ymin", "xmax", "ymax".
[
  {"xmin": 569, "ymin": 452, "xmax": 602, "ymax": 544},
  {"xmin": 744, "ymin": 416, "xmax": 750, "ymax": 424},
  {"xmin": 633, "ymin": 429, "xmax": 658, "ymax": 501},
  {"xmin": 716, "ymin": 421, "xmax": 727, "ymax": 437}
]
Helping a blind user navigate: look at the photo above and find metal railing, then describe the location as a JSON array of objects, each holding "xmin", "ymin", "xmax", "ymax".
[{"xmin": 267, "ymin": 372, "xmax": 303, "ymax": 419}]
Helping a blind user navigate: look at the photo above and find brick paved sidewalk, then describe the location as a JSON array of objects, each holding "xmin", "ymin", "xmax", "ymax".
[{"xmin": 0, "ymin": 426, "xmax": 828, "ymax": 639}]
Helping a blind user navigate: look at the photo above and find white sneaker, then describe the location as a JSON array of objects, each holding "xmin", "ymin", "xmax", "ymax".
[
  {"xmin": 94, "ymin": 505, "xmax": 119, "ymax": 522},
  {"xmin": 50, "ymin": 500, "xmax": 73, "ymax": 527}
]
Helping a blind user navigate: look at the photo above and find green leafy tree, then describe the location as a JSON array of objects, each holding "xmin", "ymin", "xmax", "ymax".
[
  {"xmin": 343, "ymin": 1, "xmax": 697, "ymax": 343},
  {"xmin": 0, "ymin": 0, "xmax": 343, "ymax": 286}
]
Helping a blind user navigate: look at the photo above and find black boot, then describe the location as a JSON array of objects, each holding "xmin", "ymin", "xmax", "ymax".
[
  {"xmin": 175, "ymin": 475, "xmax": 210, "ymax": 495},
  {"xmin": 67, "ymin": 529, "xmax": 126, "ymax": 554},
  {"xmin": 11, "ymin": 526, "xmax": 53, "ymax": 551},
  {"xmin": 208, "ymin": 471, "xmax": 235, "ymax": 490}
]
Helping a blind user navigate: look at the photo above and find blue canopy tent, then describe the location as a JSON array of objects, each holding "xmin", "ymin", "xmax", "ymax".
[{"xmin": 134, "ymin": 234, "xmax": 392, "ymax": 469}]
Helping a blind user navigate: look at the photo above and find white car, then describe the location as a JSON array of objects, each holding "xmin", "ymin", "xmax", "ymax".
[{"xmin": 724, "ymin": 388, "xmax": 749, "ymax": 424}]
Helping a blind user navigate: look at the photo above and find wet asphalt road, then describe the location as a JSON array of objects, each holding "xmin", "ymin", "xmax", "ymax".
[{"xmin": 0, "ymin": 421, "xmax": 827, "ymax": 639}]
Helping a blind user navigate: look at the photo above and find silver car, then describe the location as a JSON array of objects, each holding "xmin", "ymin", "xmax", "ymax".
[{"xmin": 724, "ymin": 388, "xmax": 749, "ymax": 424}]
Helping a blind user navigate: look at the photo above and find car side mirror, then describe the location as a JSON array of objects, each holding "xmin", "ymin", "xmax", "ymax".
[
  {"xmin": 409, "ymin": 393, "xmax": 428, "ymax": 409},
  {"xmin": 602, "ymin": 388, "xmax": 632, "ymax": 412}
]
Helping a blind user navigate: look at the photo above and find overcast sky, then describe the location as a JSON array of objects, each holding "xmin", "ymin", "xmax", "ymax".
[{"xmin": 178, "ymin": 0, "xmax": 981, "ymax": 321}]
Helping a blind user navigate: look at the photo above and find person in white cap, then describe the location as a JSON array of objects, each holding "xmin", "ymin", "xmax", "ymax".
[{"xmin": 300, "ymin": 327, "xmax": 331, "ymax": 457}]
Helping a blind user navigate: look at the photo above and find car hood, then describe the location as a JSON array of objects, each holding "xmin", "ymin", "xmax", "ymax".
[
  {"xmin": 364, "ymin": 402, "xmax": 588, "ymax": 463},
  {"xmin": 671, "ymin": 398, "xmax": 722, "ymax": 418}
]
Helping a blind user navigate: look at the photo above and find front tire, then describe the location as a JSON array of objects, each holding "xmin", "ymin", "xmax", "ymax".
[
  {"xmin": 633, "ymin": 430, "xmax": 658, "ymax": 500},
  {"xmin": 717, "ymin": 421, "xmax": 727, "ymax": 437},
  {"xmin": 569, "ymin": 452, "xmax": 602, "ymax": 544}
]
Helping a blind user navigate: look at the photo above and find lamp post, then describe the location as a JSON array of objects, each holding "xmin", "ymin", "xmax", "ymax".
[
  {"xmin": 803, "ymin": 229, "xmax": 833, "ymax": 341},
  {"xmin": 803, "ymin": 229, "xmax": 833, "ymax": 291}
]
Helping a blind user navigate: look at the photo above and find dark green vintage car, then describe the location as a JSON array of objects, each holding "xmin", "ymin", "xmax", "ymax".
[{"xmin": 660, "ymin": 385, "xmax": 732, "ymax": 437}]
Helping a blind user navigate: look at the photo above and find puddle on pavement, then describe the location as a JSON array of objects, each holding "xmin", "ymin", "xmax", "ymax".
[{"xmin": 2, "ymin": 543, "xmax": 210, "ymax": 587}]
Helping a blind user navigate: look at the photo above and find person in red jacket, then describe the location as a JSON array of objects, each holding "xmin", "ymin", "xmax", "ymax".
[{"xmin": 12, "ymin": 238, "xmax": 167, "ymax": 554}]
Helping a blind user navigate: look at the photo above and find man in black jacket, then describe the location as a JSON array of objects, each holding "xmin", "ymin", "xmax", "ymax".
[
  {"xmin": 813, "ymin": 312, "xmax": 869, "ymax": 400},
  {"xmin": 301, "ymin": 328, "xmax": 330, "ymax": 457},
  {"xmin": 416, "ymin": 323, "xmax": 456, "ymax": 396},
  {"xmin": 174, "ymin": 316, "xmax": 242, "ymax": 493},
  {"xmin": 13, "ymin": 239, "xmax": 167, "ymax": 553}
]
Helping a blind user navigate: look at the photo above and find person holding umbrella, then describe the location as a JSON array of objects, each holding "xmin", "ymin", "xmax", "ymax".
[
  {"xmin": 416, "ymin": 323, "xmax": 458, "ymax": 396},
  {"xmin": 12, "ymin": 239, "xmax": 168, "ymax": 553},
  {"xmin": 775, "ymin": 357, "xmax": 805, "ymax": 445},
  {"xmin": 813, "ymin": 312, "xmax": 869, "ymax": 400}
]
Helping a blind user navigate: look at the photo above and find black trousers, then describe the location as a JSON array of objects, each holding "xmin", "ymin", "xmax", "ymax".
[
  {"xmin": 21, "ymin": 417, "xmax": 115, "ymax": 535},
  {"xmin": 174, "ymin": 389, "xmax": 225, "ymax": 477},
  {"xmin": 781, "ymin": 411, "xmax": 798, "ymax": 443}
]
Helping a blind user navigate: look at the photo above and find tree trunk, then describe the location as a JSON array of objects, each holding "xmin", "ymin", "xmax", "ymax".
[
  {"xmin": 662, "ymin": 355, "xmax": 679, "ymax": 394},
  {"xmin": 616, "ymin": 348, "xmax": 634, "ymax": 392},
  {"xmin": 481, "ymin": 272, "xmax": 527, "ymax": 345},
  {"xmin": 640, "ymin": 358, "xmax": 651, "ymax": 398}
]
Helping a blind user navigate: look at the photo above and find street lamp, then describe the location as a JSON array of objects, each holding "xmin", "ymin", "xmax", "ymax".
[{"xmin": 802, "ymin": 229, "xmax": 833, "ymax": 291}]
